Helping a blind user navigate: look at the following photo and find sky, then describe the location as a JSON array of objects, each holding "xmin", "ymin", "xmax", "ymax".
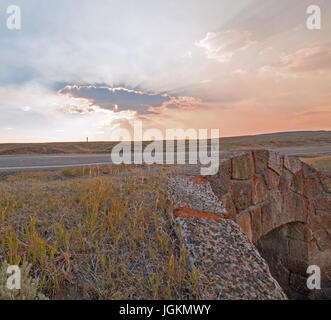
[{"xmin": 0, "ymin": 0, "xmax": 331, "ymax": 142}]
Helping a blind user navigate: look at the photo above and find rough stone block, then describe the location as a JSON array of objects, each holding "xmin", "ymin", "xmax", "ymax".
[
  {"xmin": 280, "ymin": 169, "xmax": 293, "ymax": 194},
  {"xmin": 232, "ymin": 181, "xmax": 252, "ymax": 212},
  {"xmin": 303, "ymin": 178, "xmax": 323, "ymax": 199},
  {"xmin": 176, "ymin": 217, "xmax": 287, "ymax": 299},
  {"xmin": 311, "ymin": 211, "xmax": 331, "ymax": 252},
  {"xmin": 313, "ymin": 196, "xmax": 331, "ymax": 212},
  {"xmin": 252, "ymin": 175, "xmax": 268, "ymax": 205},
  {"xmin": 312, "ymin": 229, "xmax": 330, "ymax": 251},
  {"xmin": 250, "ymin": 207, "xmax": 262, "ymax": 243},
  {"xmin": 236, "ymin": 211, "xmax": 252, "ymax": 242},
  {"xmin": 206, "ymin": 159, "xmax": 231, "ymax": 197},
  {"xmin": 268, "ymin": 151, "xmax": 283, "ymax": 175},
  {"xmin": 269, "ymin": 190, "xmax": 282, "ymax": 227},
  {"xmin": 291, "ymin": 172, "xmax": 304, "ymax": 195},
  {"xmin": 320, "ymin": 174, "xmax": 331, "ymax": 193},
  {"xmin": 232, "ymin": 152, "xmax": 254, "ymax": 180},
  {"xmin": 264, "ymin": 168, "xmax": 280, "ymax": 190},
  {"xmin": 219, "ymin": 192, "xmax": 237, "ymax": 220},
  {"xmin": 253, "ymin": 150, "xmax": 269, "ymax": 174},
  {"xmin": 284, "ymin": 155, "xmax": 302, "ymax": 174},
  {"xmin": 261, "ymin": 201, "xmax": 274, "ymax": 235},
  {"xmin": 282, "ymin": 192, "xmax": 307, "ymax": 225},
  {"xmin": 167, "ymin": 175, "xmax": 227, "ymax": 217}
]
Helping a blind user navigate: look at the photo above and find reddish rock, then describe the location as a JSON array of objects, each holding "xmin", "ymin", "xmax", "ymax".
[
  {"xmin": 250, "ymin": 207, "xmax": 262, "ymax": 243},
  {"xmin": 282, "ymin": 192, "xmax": 307, "ymax": 224},
  {"xmin": 312, "ymin": 229, "xmax": 331, "ymax": 251},
  {"xmin": 236, "ymin": 211, "xmax": 252, "ymax": 242},
  {"xmin": 291, "ymin": 171, "xmax": 304, "ymax": 195},
  {"xmin": 264, "ymin": 169, "xmax": 280, "ymax": 190},
  {"xmin": 311, "ymin": 212, "xmax": 331, "ymax": 251},
  {"xmin": 232, "ymin": 152, "xmax": 254, "ymax": 180},
  {"xmin": 219, "ymin": 192, "xmax": 237, "ymax": 220},
  {"xmin": 253, "ymin": 150, "xmax": 269, "ymax": 174},
  {"xmin": 268, "ymin": 151, "xmax": 283, "ymax": 175},
  {"xmin": 270, "ymin": 190, "xmax": 283, "ymax": 227},
  {"xmin": 280, "ymin": 169, "xmax": 294, "ymax": 194},
  {"xmin": 320, "ymin": 174, "xmax": 331, "ymax": 193},
  {"xmin": 303, "ymin": 178, "xmax": 323, "ymax": 199},
  {"xmin": 252, "ymin": 175, "xmax": 268, "ymax": 205},
  {"xmin": 206, "ymin": 159, "xmax": 231, "ymax": 197},
  {"xmin": 232, "ymin": 180, "xmax": 252, "ymax": 212},
  {"xmin": 313, "ymin": 196, "xmax": 331, "ymax": 212},
  {"xmin": 261, "ymin": 201, "xmax": 274, "ymax": 235},
  {"xmin": 284, "ymin": 155, "xmax": 302, "ymax": 174}
]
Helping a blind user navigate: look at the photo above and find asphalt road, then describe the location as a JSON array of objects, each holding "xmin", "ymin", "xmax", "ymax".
[{"xmin": 0, "ymin": 146, "xmax": 330, "ymax": 172}]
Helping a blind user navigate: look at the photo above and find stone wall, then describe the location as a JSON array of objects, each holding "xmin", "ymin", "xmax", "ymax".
[
  {"xmin": 205, "ymin": 150, "xmax": 331, "ymax": 297},
  {"xmin": 167, "ymin": 174, "xmax": 287, "ymax": 300}
]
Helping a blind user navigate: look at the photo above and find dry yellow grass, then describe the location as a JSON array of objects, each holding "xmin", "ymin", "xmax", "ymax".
[
  {"xmin": 300, "ymin": 154, "xmax": 331, "ymax": 175},
  {"xmin": 0, "ymin": 165, "xmax": 196, "ymax": 300}
]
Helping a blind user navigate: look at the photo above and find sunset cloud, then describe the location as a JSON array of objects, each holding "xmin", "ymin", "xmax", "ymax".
[
  {"xmin": 0, "ymin": 0, "xmax": 331, "ymax": 142},
  {"xmin": 196, "ymin": 30, "xmax": 256, "ymax": 62},
  {"xmin": 279, "ymin": 46, "xmax": 331, "ymax": 73},
  {"xmin": 58, "ymin": 85, "xmax": 200, "ymax": 115}
]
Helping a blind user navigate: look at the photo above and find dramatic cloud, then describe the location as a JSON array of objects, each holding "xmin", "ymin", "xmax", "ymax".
[
  {"xmin": 58, "ymin": 85, "xmax": 200, "ymax": 115},
  {"xmin": 1, "ymin": 0, "xmax": 331, "ymax": 142},
  {"xmin": 196, "ymin": 30, "xmax": 256, "ymax": 62}
]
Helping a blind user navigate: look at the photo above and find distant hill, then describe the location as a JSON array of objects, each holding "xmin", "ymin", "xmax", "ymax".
[
  {"xmin": 228, "ymin": 131, "xmax": 331, "ymax": 140},
  {"xmin": 0, "ymin": 130, "xmax": 331, "ymax": 155}
]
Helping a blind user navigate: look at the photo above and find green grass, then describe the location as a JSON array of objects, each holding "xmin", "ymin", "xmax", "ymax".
[{"xmin": 0, "ymin": 165, "xmax": 196, "ymax": 300}]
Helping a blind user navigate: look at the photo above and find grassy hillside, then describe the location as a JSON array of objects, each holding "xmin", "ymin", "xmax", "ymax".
[{"xmin": 0, "ymin": 165, "xmax": 196, "ymax": 300}]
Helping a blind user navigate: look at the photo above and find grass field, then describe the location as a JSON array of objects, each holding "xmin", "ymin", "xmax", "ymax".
[{"xmin": 0, "ymin": 165, "xmax": 198, "ymax": 300}]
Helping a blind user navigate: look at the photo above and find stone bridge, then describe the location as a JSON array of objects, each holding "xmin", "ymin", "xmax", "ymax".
[{"xmin": 167, "ymin": 150, "xmax": 331, "ymax": 299}]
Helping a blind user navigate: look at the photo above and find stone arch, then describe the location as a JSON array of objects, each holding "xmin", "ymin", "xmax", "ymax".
[
  {"xmin": 256, "ymin": 221, "xmax": 310, "ymax": 299},
  {"xmin": 167, "ymin": 149, "xmax": 330, "ymax": 299},
  {"xmin": 206, "ymin": 150, "xmax": 331, "ymax": 295}
]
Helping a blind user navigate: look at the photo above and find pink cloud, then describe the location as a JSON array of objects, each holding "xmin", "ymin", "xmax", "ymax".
[{"xmin": 279, "ymin": 46, "xmax": 331, "ymax": 73}]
